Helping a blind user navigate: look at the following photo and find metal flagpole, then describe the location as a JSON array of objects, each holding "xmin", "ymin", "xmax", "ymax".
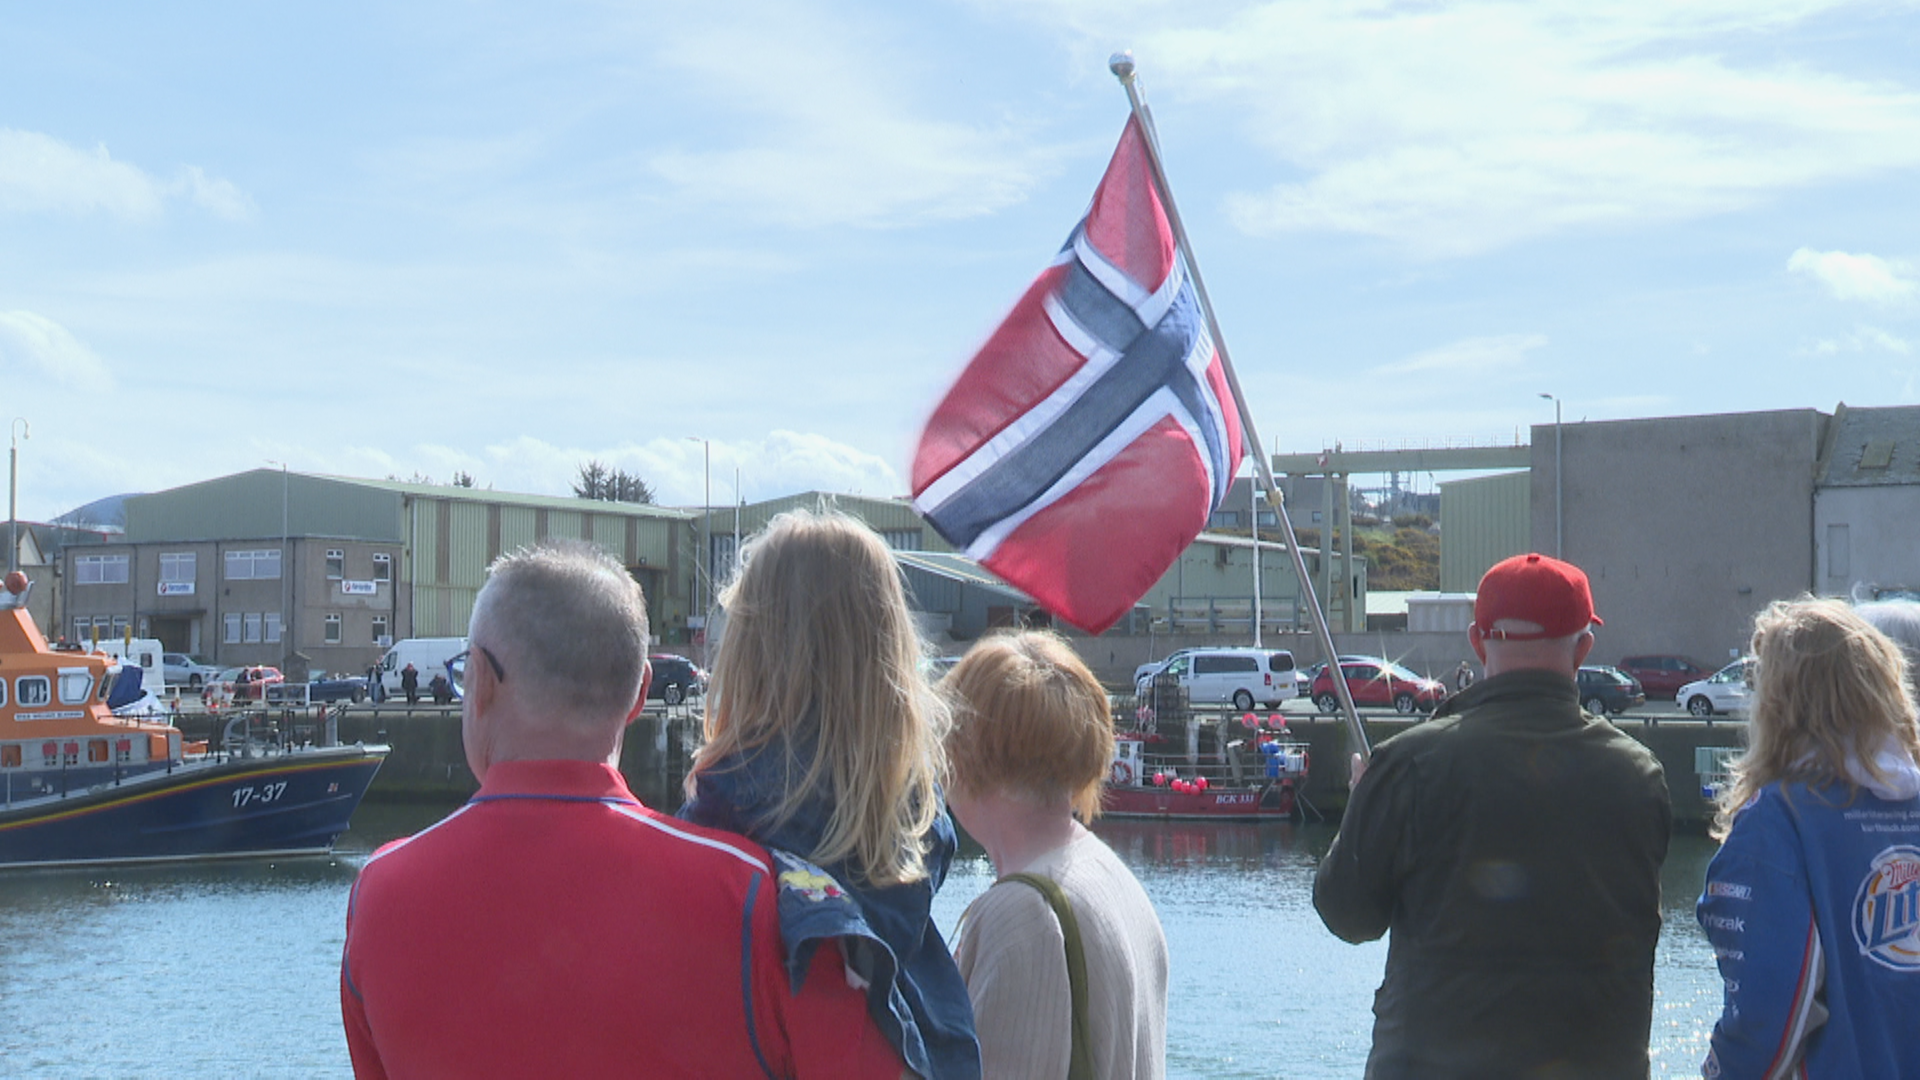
[{"xmin": 1110, "ymin": 52, "xmax": 1371, "ymax": 758}]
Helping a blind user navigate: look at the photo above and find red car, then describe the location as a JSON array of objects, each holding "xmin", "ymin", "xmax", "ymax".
[
  {"xmin": 1310, "ymin": 658, "xmax": 1447, "ymax": 715},
  {"xmin": 1617, "ymin": 655, "xmax": 1709, "ymax": 701},
  {"xmin": 202, "ymin": 665, "xmax": 285, "ymax": 705}
]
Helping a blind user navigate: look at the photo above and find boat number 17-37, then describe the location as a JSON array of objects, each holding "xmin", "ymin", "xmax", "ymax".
[{"xmin": 232, "ymin": 781, "xmax": 290, "ymax": 808}]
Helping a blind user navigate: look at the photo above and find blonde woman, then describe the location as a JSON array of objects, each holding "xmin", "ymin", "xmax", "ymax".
[
  {"xmin": 678, "ymin": 509, "xmax": 979, "ymax": 1080},
  {"xmin": 1699, "ymin": 598, "xmax": 1920, "ymax": 1078},
  {"xmin": 945, "ymin": 631, "xmax": 1168, "ymax": 1080}
]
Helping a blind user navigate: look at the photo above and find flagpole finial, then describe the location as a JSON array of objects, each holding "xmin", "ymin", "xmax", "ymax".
[{"xmin": 1108, "ymin": 51, "xmax": 1135, "ymax": 82}]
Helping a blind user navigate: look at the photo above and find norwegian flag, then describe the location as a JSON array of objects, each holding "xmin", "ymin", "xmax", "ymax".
[{"xmin": 911, "ymin": 116, "xmax": 1245, "ymax": 634}]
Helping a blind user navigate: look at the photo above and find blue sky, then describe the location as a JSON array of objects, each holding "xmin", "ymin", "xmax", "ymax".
[{"xmin": 4, "ymin": 1, "xmax": 1918, "ymax": 521}]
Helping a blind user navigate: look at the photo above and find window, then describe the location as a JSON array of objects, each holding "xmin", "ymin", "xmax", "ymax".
[
  {"xmin": 372, "ymin": 553, "xmax": 392, "ymax": 583},
  {"xmin": 244, "ymin": 614, "xmax": 262, "ymax": 644},
  {"xmin": 0, "ymin": 677, "xmax": 8, "ymax": 707},
  {"xmin": 159, "ymin": 552, "xmax": 196, "ymax": 584},
  {"xmin": 371, "ymin": 615, "xmax": 388, "ymax": 643},
  {"xmin": 325, "ymin": 613, "xmax": 342, "ymax": 644},
  {"xmin": 76, "ymin": 554, "xmax": 130, "ymax": 585},
  {"xmin": 264, "ymin": 612, "xmax": 282, "ymax": 644},
  {"xmin": 72, "ymin": 617, "xmax": 90, "ymax": 642},
  {"xmin": 1195, "ymin": 655, "xmax": 1258, "ymax": 675},
  {"xmin": 224, "ymin": 613, "xmax": 242, "ymax": 644},
  {"xmin": 326, "ymin": 549, "xmax": 344, "ymax": 579},
  {"xmin": 16, "ymin": 676, "xmax": 50, "ymax": 707},
  {"xmin": 225, "ymin": 549, "xmax": 282, "ymax": 580},
  {"xmin": 111, "ymin": 616, "xmax": 130, "ymax": 639},
  {"xmin": 58, "ymin": 669, "xmax": 94, "ymax": 705}
]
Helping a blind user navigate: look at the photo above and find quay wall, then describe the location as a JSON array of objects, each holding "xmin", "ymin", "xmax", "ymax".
[
  {"xmin": 242, "ymin": 703, "xmax": 1746, "ymax": 827},
  {"xmin": 1280, "ymin": 714, "xmax": 1747, "ymax": 827}
]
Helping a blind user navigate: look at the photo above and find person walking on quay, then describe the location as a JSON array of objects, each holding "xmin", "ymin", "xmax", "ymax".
[
  {"xmin": 399, "ymin": 661, "xmax": 418, "ymax": 705},
  {"xmin": 1698, "ymin": 598, "xmax": 1920, "ymax": 1078},
  {"xmin": 339, "ymin": 540, "xmax": 904, "ymax": 1079},
  {"xmin": 943, "ymin": 630, "xmax": 1169, "ymax": 1080},
  {"xmin": 1314, "ymin": 553, "xmax": 1671, "ymax": 1079},
  {"xmin": 678, "ymin": 509, "xmax": 981, "ymax": 1080},
  {"xmin": 1453, "ymin": 659, "xmax": 1475, "ymax": 693}
]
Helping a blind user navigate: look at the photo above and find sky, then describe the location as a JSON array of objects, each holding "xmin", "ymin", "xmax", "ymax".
[{"xmin": 3, "ymin": 1, "xmax": 1919, "ymax": 521}]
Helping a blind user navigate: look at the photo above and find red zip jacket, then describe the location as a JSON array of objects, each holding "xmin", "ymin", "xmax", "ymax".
[{"xmin": 341, "ymin": 759, "xmax": 906, "ymax": 1079}]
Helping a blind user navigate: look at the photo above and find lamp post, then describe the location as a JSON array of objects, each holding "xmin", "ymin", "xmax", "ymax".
[
  {"xmin": 686, "ymin": 437, "xmax": 710, "ymax": 628},
  {"xmin": 1250, "ymin": 480, "xmax": 1263, "ymax": 647},
  {"xmin": 266, "ymin": 461, "xmax": 290, "ymax": 662},
  {"xmin": 1538, "ymin": 393, "xmax": 1562, "ymax": 558},
  {"xmin": 9, "ymin": 418, "xmax": 27, "ymax": 576}
]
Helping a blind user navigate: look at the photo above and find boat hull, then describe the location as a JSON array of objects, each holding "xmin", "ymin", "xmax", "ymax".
[
  {"xmin": 1102, "ymin": 782, "xmax": 1297, "ymax": 821},
  {"xmin": 0, "ymin": 747, "xmax": 386, "ymax": 869}
]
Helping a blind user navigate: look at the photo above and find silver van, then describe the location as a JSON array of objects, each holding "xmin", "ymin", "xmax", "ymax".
[{"xmin": 1137, "ymin": 648, "xmax": 1297, "ymax": 710}]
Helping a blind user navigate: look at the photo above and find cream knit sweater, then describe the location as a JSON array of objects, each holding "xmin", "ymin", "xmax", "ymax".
[{"xmin": 954, "ymin": 831, "xmax": 1169, "ymax": 1080}]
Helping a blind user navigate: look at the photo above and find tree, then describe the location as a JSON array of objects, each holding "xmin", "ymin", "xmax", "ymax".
[
  {"xmin": 452, "ymin": 471, "xmax": 476, "ymax": 488},
  {"xmin": 573, "ymin": 461, "xmax": 655, "ymax": 505}
]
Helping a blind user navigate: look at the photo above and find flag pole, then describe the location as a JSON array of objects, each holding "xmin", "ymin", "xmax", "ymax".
[{"xmin": 1110, "ymin": 52, "xmax": 1371, "ymax": 759}]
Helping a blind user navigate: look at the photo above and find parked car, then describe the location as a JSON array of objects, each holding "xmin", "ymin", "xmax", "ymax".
[
  {"xmin": 1134, "ymin": 649, "xmax": 1198, "ymax": 688},
  {"xmin": 1136, "ymin": 647, "xmax": 1298, "ymax": 711},
  {"xmin": 648, "ymin": 654, "xmax": 706, "ymax": 705},
  {"xmin": 1310, "ymin": 658, "xmax": 1447, "ymax": 715},
  {"xmin": 1677, "ymin": 659, "xmax": 1752, "ymax": 718},
  {"xmin": 163, "ymin": 652, "xmax": 222, "ymax": 689},
  {"xmin": 1617, "ymin": 654, "xmax": 1710, "ymax": 700},
  {"xmin": 202, "ymin": 665, "xmax": 284, "ymax": 704},
  {"xmin": 1576, "ymin": 665, "xmax": 1646, "ymax": 717},
  {"xmin": 306, "ymin": 672, "xmax": 370, "ymax": 703}
]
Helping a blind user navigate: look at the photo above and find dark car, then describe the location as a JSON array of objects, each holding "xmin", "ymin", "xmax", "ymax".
[
  {"xmin": 1310, "ymin": 658, "xmax": 1447, "ymax": 715},
  {"xmin": 307, "ymin": 673, "xmax": 369, "ymax": 704},
  {"xmin": 1618, "ymin": 655, "xmax": 1709, "ymax": 700},
  {"xmin": 648, "ymin": 654, "xmax": 705, "ymax": 705},
  {"xmin": 1576, "ymin": 665, "xmax": 1645, "ymax": 717}
]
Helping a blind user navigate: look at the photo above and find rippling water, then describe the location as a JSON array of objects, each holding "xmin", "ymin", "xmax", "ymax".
[{"xmin": 0, "ymin": 804, "xmax": 1722, "ymax": 1078}]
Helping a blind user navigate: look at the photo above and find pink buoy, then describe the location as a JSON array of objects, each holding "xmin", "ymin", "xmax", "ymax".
[
  {"xmin": 1152, "ymin": 771, "xmax": 1166, "ymax": 787},
  {"xmin": 1242, "ymin": 712, "xmax": 1257, "ymax": 725},
  {"xmin": 1195, "ymin": 776, "xmax": 1209, "ymax": 792}
]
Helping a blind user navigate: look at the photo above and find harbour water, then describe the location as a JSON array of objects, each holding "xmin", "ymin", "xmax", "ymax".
[{"xmin": 0, "ymin": 803, "xmax": 1724, "ymax": 1079}]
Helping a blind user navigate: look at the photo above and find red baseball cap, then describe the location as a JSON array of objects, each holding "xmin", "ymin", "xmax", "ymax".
[{"xmin": 1474, "ymin": 553, "xmax": 1602, "ymax": 641}]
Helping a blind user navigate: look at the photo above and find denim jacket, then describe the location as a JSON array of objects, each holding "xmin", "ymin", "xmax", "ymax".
[{"xmin": 679, "ymin": 743, "xmax": 982, "ymax": 1080}]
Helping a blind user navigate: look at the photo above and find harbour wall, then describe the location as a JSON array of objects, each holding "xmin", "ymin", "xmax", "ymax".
[{"xmin": 265, "ymin": 704, "xmax": 1745, "ymax": 827}]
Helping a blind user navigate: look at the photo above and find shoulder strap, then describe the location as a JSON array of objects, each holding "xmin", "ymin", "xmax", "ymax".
[{"xmin": 1000, "ymin": 872, "xmax": 1094, "ymax": 1080}]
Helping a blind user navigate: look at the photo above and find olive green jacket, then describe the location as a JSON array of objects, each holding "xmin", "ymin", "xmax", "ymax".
[{"xmin": 1314, "ymin": 668, "xmax": 1672, "ymax": 1080}]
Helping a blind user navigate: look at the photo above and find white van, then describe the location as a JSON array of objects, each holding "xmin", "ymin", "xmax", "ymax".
[
  {"xmin": 85, "ymin": 636, "xmax": 169, "ymax": 702},
  {"xmin": 1137, "ymin": 648, "xmax": 1297, "ymax": 711},
  {"xmin": 377, "ymin": 637, "xmax": 467, "ymax": 698}
]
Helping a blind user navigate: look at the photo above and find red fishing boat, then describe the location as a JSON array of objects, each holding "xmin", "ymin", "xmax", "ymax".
[{"xmin": 1103, "ymin": 729, "xmax": 1310, "ymax": 821}]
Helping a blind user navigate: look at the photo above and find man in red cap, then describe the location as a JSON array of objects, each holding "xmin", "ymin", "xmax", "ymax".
[{"xmin": 1313, "ymin": 553, "xmax": 1671, "ymax": 1079}]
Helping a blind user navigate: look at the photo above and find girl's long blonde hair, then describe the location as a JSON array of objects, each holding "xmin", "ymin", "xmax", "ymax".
[
  {"xmin": 1714, "ymin": 597, "xmax": 1920, "ymax": 838},
  {"xmin": 689, "ymin": 509, "xmax": 946, "ymax": 887}
]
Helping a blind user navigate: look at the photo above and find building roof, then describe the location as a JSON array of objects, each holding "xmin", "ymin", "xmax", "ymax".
[
  {"xmin": 337, "ymin": 475, "xmax": 693, "ymax": 520},
  {"xmin": 1816, "ymin": 405, "xmax": 1920, "ymax": 487},
  {"xmin": 893, "ymin": 550, "xmax": 1034, "ymax": 605}
]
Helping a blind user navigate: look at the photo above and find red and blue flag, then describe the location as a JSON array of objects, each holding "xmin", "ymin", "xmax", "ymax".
[{"xmin": 911, "ymin": 116, "xmax": 1245, "ymax": 634}]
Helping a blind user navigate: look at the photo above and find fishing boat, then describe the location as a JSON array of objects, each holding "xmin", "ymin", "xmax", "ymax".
[
  {"xmin": 1103, "ymin": 728, "xmax": 1311, "ymax": 821},
  {"xmin": 0, "ymin": 572, "xmax": 387, "ymax": 869}
]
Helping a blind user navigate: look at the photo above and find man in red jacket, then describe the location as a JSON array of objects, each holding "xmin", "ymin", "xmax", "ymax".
[{"xmin": 340, "ymin": 539, "xmax": 904, "ymax": 1079}]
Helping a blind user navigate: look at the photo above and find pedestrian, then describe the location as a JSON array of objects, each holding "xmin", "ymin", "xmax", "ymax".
[
  {"xmin": 943, "ymin": 630, "xmax": 1169, "ymax": 1080},
  {"xmin": 340, "ymin": 540, "xmax": 904, "ymax": 1078},
  {"xmin": 428, "ymin": 672, "xmax": 452, "ymax": 705},
  {"xmin": 1452, "ymin": 659, "xmax": 1475, "ymax": 693},
  {"xmin": 399, "ymin": 661, "xmax": 419, "ymax": 705},
  {"xmin": 1314, "ymin": 553, "xmax": 1671, "ymax": 1078},
  {"xmin": 678, "ymin": 509, "xmax": 981, "ymax": 1080},
  {"xmin": 1698, "ymin": 597, "xmax": 1920, "ymax": 1077}
]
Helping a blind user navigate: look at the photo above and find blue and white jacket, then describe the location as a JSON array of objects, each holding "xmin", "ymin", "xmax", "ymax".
[
  {"xmin": 1697, "ymin": 745, "xmax": 1920, "ymax": 1079},
  {"xmin": 680, "ymin": 741, "xmax": 982, "ymax": 1080}
]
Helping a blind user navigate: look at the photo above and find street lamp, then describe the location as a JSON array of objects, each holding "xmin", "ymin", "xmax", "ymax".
[
  {"xmin": 266, "ymin": 461, "xmax": 290, "ymax": 662},
  {"xmin": 9, "ymin": 418, "xmax": 27, "ymax": 576},
  {"xmin": 1250, "ymin": 480, "xmax": 1263, "ymax": 647},
  {"xmin": 1538, "ymin": 393, "xmax": 1562, "ymax": 558},
  {"xmin": 686, "ymin": 437, "xmax": 710, "ymax": 628}
]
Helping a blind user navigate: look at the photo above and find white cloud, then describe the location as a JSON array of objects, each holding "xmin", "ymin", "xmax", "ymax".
[
  {"xmin": 0, "ymin": 311, "xmax": 114, "ymax": 390},
  {"xmin": 1377, "ymin": 333, "xmax": 1548, "ymax": 375},
  {"xmin": 1808, "ymin": 324, "xmax": 1913, "ymax": 356},
  {"xmin": 643, "ymin": 4, "xmax": 1061, "ymax": 228},
  {"xmin": 1787, "ymin": 248, "xmax": 1919, "ymax": 306},
  {"xmin": 993, "ymin": 1, "xmax": 1920, "ymax": 255},
  {"xmin": 0, "ymin": 128, "xmax": 253, "ymax": 221}
]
